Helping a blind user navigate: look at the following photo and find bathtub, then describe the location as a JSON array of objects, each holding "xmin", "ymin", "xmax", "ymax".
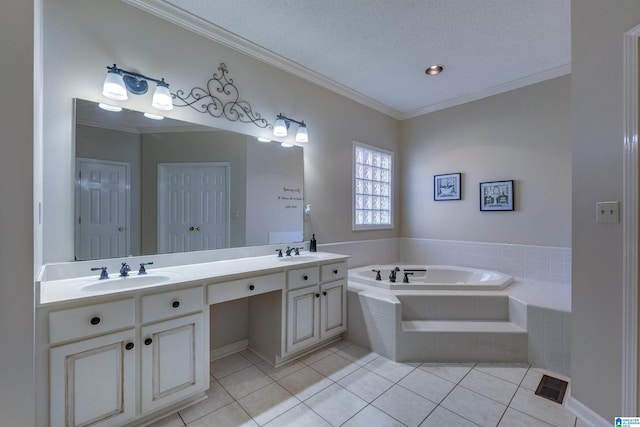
[{"xmin": 348, "ymin": 264, "xmax": 514, "ymax": 290}]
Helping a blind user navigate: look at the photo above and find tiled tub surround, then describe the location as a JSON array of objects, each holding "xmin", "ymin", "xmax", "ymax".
[{"xmin": 345, "ymin": 277, "xmax": 571, "ymax": 376}]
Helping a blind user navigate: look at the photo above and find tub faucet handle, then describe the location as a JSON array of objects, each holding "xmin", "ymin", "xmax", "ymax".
[
  {"xmin": 371, "ymin": 269, "xmax": 381, "ymax": 281},
  {"xmin": 389, "ymin": 267, "xmax": 400, "ymax": 282},
  {"xmin": 403, "ymin": 271, "xmax": 414, "ymax": 283}
]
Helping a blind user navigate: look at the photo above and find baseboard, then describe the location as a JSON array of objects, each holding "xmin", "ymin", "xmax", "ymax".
[
  {"xmin": 565, "ymin": 393, "xmax": 610, "ymax": 427},
  {"xmin": 210, "ymin": 339, "xmax": 248, "ymax": 361}
]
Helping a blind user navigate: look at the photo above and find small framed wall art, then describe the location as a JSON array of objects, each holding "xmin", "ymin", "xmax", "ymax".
[
  {"xmin": 434, "ymin": 173, "xmax": 461, "ymax": 201},
  {"xmin": 480, "ymin": 180, "xmax": 514, "ymax": 211}
]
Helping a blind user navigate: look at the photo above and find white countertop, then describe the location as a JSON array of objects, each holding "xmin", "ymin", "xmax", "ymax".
[{"xmin": 38, "ymin": 252, "xmax": 348, "ymax": 306}]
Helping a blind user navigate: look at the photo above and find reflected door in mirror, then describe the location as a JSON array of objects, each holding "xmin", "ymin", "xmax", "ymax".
[
  {"xmin": 157, "ymin": 163, "xmax": 230, "ymax": 253},
  {"xmin": 75, "ymin": 158, "xmax": 130, "ymax": 260}
]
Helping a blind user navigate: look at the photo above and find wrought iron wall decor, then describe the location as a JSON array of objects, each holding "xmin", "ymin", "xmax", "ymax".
[{"xmin": 172, "ymin": 63, "xmax": 272, "ymax": 129}]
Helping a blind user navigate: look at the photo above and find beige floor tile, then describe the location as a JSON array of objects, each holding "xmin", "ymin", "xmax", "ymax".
[
  {"xmin": 373, "ymin": 384, "xmax": 437, "ymax": 427},
  {"xmin": 364, "ymin": 357, "xmax": 417, "ymax": 382},
  {"xmin": 218, "ymin": 365, "xmax": 273, "ymax": 400},
  {"xmin": 211, "ymin": 353, "xmax": 253, "ymax": 380},
  {"xmin": 335, "ymin": 343, "xmax": 379, "ymax": 366},
  {"xmin": 308, "ymin": 352, "xmax": 360, "ymax": 381},
  {"xmin": 509, "ymin": 387, "xmax": 576, "ymax": 427},
  {"xmin": 277, "ymin": 366, "xmax": 334, "ymax": 401},
  {"xmin": 419, "ymin": 362, "xmax": 474, "ymax": 383},
  {"xmin": 179, "ymin": 380, "xmax": 234, "ymax": 424},
  {"xmin": 299, "ymin": 348, "xmax": 333, "ymax": 365},
  {"xmin": 239, "ymin": 349, "xmax": 264, "ymax": 364},
  {"xmin": 460, "ymin": 369, "xmax": 518, "ymax": 405},
  {"xmin": 256, "ymin": 359, "xmax": 306, "ymax": 381},
  {"xmin": 337, "ymin": 367, "xmax": 394, "ymax": 403},
  {"xmin": 398, "ymin": 368, "xmax": 456, "ymax": 404},
  {"xmin": 441, "ymin": 386, "xmax": 507, "ymax": 426},
  {"xmin": 474, "ymin": 363, "xmax": 529, "ymax": 385},
  {"xmin": 498, "ymin": 408, "xmax": 554, "ymax": 426},
  {"xmin": 342, "ymin": 405, "xmax": 405, "ymax": 427},
  {"xmin": 419, "ymin": 406, "xmax": 478, "ymax": 426},
  {"xmin": 304, "ymin": 383, "xmax": 368, "ymax": 426},
  {"xmin": 146, "ymin": 413, "xmax": 185, "ymax": 427},
  {"xmin": 237, "ymin": 382, "xmax": 300, "ymax": 426},
  {"xmin": 263, "ymin": 403, "xmax": 331, "ymax": 427},
  {"xmin": 186, "ymin": 402, "xmax": 257, "ymax": 427}
]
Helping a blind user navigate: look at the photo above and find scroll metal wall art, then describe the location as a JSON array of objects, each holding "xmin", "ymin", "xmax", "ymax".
[{"xmin": 172, "ymin": 63, "xmax": 272, "ymax": 130}]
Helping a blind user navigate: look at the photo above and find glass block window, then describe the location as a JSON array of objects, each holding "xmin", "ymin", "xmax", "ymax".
[{"xmin": 353, "ymin": 141, "xmax": 393, "ymax": 230}]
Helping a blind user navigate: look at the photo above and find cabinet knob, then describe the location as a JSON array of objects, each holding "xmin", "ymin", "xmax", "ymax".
[
  {"xmin": 90, "ymin": 316, "xmax": 101, "ymax": 325},
  {"xmin": 315, "ymin": 293, "xmax": 320, "ymax": 298},
  {"xmin": 188, "ymin": 226, "xmax": 195, "ymax": 231},
  {"xmin": 249, "ymin": 284, "xmax": 255, "ymax": 291},
  {"xmin": 172, "ymin": 301, "xmax": 180, "ymax": 308},
  {"xmin": 323, "ymin": 291, "xmax": 327, "ymax": 296},
  {"xmin": 125, "ymin": 342, "xmax": 134, "ymax": 350},
  {"xmin": 144, "ymin": 338, "xmax": 153, "ymax": 346},
  {"xmin": 303, "ymin": 275, "xmax": 308, "ymax": 280},
  {"xmin": 333, "ymin": 269, "xmax": 338, "ymax": 274}
]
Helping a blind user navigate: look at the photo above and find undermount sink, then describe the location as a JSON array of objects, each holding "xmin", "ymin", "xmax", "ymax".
[
  {"xmin": 80, "ymin": 273, "xmax": 178, "ymax": 292},
  {"xmin": 279, "ymin": 255, "xmax": 321, "ymax": 262}
]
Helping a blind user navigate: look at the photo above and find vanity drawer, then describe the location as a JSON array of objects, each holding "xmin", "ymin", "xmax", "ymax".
[
  {"xmin": 287, "ymin": 266, "xmax": 320, "ymax": 290},
  {"xmin": 208, "ymin": 272, "xmax": 284, "ymax": 304},
  {"xmin": 141, "ymin": 286, "xmax": 204, "ymax": 324},
  {"xmin": 49, "ymin": 298, "xmax": 135, "ymax": 344},
  {"xmin": 321, "ymin": 262, "xmax": 347, "ymax": 282}
]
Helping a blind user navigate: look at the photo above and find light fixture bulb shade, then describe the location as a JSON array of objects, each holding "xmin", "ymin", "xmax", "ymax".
[
  {"xmin": 102, "ymin": 70, "xmax": 128, "ymax": 101},
  {"xmin": 273, "ymin": 118, "xmax": 288, "ymax": 137},
  {"xmin": 152, "ymin": 83, "xmax": 173, "ymax": 111},
  {"xmin": 295, "ymin": 124, "xmax": 308, "ymax": 143}
]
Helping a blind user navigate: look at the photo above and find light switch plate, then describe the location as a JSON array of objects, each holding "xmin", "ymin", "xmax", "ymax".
[{"xmin": 596, "ymin": 201, "xmax": 620, "ymax": 223}]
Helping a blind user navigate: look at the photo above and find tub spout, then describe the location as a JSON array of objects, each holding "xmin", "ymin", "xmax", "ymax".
[{"xmin": 389, "ymin": 267, "xmax": 400, "ymax": 282}]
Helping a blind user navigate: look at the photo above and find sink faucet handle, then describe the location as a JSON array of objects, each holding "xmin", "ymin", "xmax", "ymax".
[
  {"xmin": 119, "ymin": 262, "xmax": 131, "ymax": 277},
  {"xmin": 294, "ymin": 247, "xmax": 303, "ymax": 256},
  {"xmin": 91, "ymin": 266, "xmax": 109, "ymax": 280},
  {"xmin": 371, "ymin": 269, "xmax": 382, "ymax": 281},
  {"xmin": 403, "ymin": 271, "xmax": 414, "ymax": 283},
  {"xmin": 138, "ymin": 261, "xmax": 154, "ymax": 275},
  {"xmin": 275, "ymin": 249, "xmax": 283, "ymax": 258}
]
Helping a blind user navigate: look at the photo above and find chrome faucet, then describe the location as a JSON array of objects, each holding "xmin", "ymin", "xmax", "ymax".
[
  {"xmin": 275, "ymin": 249, "xmax": 283, "ymax": 257},
  {"xmin": 403, "ymin": 271, "xmax": 414, "ymax": 283},
  {"xmin": 91, "ymin": 266, "xmax": 109, "ymax": 280},
  {"xmin": 285, "ymin": 247, "xmax": 294, "ymax": 256},
  {"xmin": 388, "ymin": 267, "xmax": 400, "ymax": 282},
  {"xmin": 294, "ymin": 247, "xmax": 303, "ymax": 256},
  {"xmin": 119, "ymin": 262, "xmax": 131, "ymax": 277},
  {"xmin": 138, "ymin": 261, "xmax": 154, "ymax": 275}
]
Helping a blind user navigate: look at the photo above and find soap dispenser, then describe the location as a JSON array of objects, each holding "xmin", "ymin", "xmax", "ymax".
[{"xmin": 309, "ymin": 234, "xmax": 317, "ymax": 252}]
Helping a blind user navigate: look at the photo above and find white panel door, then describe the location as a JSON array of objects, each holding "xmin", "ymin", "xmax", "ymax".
[
  {"xmin": 141, "ymin": 313, "xmax": 206, "ymax": 412},
  {"xmin": 158, "ymin": 163, "xmax": 229, "ymax": 253},
  {"xmin": 49, "ymin": 329, "xmax": 136, "ymax": 427},
  {"xmin": 286, "ymin": 286, "xmax": 320, "ymax": 353},
  {"xmin": 75, "ymin": 159, "xmax": 130, "ymax": 260},
  {"xmin": 320, "ymin": 280, "xmax": 347, "ymax": 339}
]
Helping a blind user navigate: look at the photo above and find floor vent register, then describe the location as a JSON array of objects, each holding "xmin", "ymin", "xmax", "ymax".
[{"xmin": 535, "ymin": 374, "xmax": 568, "ymax": 404}]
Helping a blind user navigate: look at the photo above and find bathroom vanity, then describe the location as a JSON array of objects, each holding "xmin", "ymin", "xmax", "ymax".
[{"xmin": 36, "ymin": 251, "xmax": 348, "ymax": 427}]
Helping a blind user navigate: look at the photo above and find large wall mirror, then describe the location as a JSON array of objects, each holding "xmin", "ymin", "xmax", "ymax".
[{"xmin": 74, "ymin": 99, "xmax": 304, "ymax": 261}]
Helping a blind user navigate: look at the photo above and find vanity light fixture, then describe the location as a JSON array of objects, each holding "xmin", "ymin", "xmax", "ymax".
[
  {"xmin": 273, "ymin": 114, "xmax": 309, "ymax": 143},
  {"xmin": 98, "ymin": 103, "xmax": 123, "ymax": 112},
  {"xmin": 257, "ymin": 137, "xmax": 272, "ymax": 143},
  {"xmin": 102, "ymin": 64, "xmax": 173, "ymax": 111},
  {"xmin": 143, "ymin": 112, "xmax": 164, "ymax": 120}
]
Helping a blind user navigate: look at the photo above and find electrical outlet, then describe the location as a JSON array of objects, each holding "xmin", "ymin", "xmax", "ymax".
[{"xmin": 596, "ymin": 201, "xmax": 620, "ymax": 223}]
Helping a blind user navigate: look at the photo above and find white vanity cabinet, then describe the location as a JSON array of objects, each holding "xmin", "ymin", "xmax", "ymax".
[
  {"xmin": 46, "ymin": 287, "xmax": 208, "ymax": 427},
  {"xmin": 49, "ymin": 299, "xmax": 137, "ymax": 427},
  {"xmin": 286, "ymin": 262, "xmax": 347, "ymax": 354},
  {"xmin": 140, "ymin": 287, "xmax": 207, "ymax": 413}
]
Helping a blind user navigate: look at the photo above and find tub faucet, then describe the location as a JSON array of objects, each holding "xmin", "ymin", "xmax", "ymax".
[
  {"xmin": 389, "ymin": 267, "xmax": 400, "ymax": 282},
  {"xmin": 371, "ymin": 269, "xmax": 382, "ymax": 281},
  {"xmin": 403, "ymin": 271, "xmax": 414, "ymax": 283},
  {"xmin": 119, "ymin": 262, "xmax": 131, "ymax": 277}
]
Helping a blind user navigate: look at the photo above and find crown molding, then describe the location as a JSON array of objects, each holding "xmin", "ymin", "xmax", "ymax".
[
  {"xmin": 122, "ymin": 0, "xmax": 402, "ymax": 119},
  {"xmin": 400, "ymin": 63, "xmax": 571, "ymax": 120}
]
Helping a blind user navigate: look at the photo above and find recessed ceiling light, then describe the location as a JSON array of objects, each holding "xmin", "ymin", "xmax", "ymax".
[
  {"xmin": 143, "ymin": 112, "xmax": 164, "ymax": 120},
  {"xmin": 425, "ymin": 65, "xmax": 444, "ymax": 75}
]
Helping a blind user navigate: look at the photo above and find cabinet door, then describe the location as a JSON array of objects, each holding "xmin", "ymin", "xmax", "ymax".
[
  {"xmin": 141, "ymin": 312, "xmax": 206, "ymax": 412},
  {"xmin": 286, "ymin": 286, "xmax": 320, "ymax": 353},
  {"xmin": 320, "ymin": 279, "xmax": 347, "ymax": 339},
  {"xmin": 50, "ymin": 329, "xmax": 136, "ymax": 427}
]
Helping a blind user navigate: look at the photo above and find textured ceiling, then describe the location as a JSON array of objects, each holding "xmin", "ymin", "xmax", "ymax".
[{"xmin": 131, "ymin": 0, "xmax": 571, "ymax": 119}]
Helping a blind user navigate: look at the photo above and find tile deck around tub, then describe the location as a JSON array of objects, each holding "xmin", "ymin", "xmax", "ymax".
[{"xmin": 147, "ymin": 341, "xmax": 587, "ymax": 427}]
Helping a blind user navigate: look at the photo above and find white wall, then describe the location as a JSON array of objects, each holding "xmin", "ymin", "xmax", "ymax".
[
  {"xmin": 42, "ymin": 0, "xmax": 399, "ymax": 263},
  {"xmin": 570, "ymin": 1, "xmax": 640, "ymax": 420},
  {"xmin": 0, "ymin": 0, "xmax": 37, "ymax": 425},
  {"xmin": 400, "ymin": 76, "xmax": 571, "ymax": 247}
]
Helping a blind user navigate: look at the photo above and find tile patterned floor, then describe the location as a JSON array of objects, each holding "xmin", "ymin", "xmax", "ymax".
[{"xmin": 147, "ymin": 341, "xmax": 589, "ymax": 427}]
